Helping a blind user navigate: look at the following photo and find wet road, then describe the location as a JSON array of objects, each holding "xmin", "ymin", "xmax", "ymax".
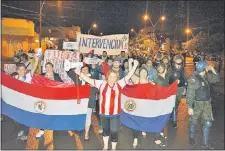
[{"xmin": 1, "ymin": 59, "xmax": 224, "ymax": 150}]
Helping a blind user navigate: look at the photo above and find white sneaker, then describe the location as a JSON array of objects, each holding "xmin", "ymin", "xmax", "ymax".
[
  {"xmin": 36, "ymin": 130, "xmax": 44, "ymax": 138},
  {"xmin": 133, "ymin": 138, "xmax": 138, "ymax": 148},
  {"xmin": 142, "ymin": 132, "xmax": 147, "ymax": 137},
  {"xmin": 20, "ymin": 135, "xmax": 28, "ymax": 141},
  {"xmin": 18, "ymin": 131, "xmax": 24, "ymax": 137},
  {"xmin": 160, "ymin": 132, "xmax": 167, "ymax": 139},
  {"xmin": 98, "ymin": 129, "xmax": 103, "ymax": 134}
]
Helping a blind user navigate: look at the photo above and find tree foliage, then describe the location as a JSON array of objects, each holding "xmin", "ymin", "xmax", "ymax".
[
  {"xmin": 184, "ymin": 31, "xmax": 224, "ymax": 55},
  {"xmin": 129, "ymin": 27, "xmax": 158, "ymax": 55}
]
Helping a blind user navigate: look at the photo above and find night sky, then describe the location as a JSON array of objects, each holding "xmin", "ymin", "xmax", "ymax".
[{"xmin": 1, "ymin": 1, "xmax": 224, "ymax": 36}]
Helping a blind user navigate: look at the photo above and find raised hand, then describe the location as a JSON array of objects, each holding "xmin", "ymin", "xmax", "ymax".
[
  {"xmin": 188, "ymin": 108, "xmax": 194, "ymax": 116},
  {"xmin": 128, "ymin": 58, "xmax": 134, "ymax": 64},
  {"xmin": 98, "ymin": 59, "xmax": 105, "ymax": 65},
  {"xmin": 133, "ymin": 59, "xmax": 139, "ymax": 67},
  {"xmin": 75, "ymin": 68, "xmax": 81, "ymax": 76}
]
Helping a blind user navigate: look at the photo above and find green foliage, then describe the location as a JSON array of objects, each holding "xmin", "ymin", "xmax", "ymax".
[{"xmin": 185, "ymin": 31, "xmax": 224, "ymax": 54}]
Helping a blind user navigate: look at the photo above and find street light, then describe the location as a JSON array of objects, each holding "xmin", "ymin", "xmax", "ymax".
[
  {"xmin": 143, "ymin": 14, "xmax": 149, "ymax": 21},
  {"xmin": 93, "ymin": 24, "xmax": 97, "ymax": 28},
  {"xmin": 161, "ymin": 16, "xmax": 166, "ymax": 21},
  {"xmin": 185, "ymin": 28, "xmax": 191, "ymax": 34},
  {"xmin": 142, "ymin": 14, "xmax": 166, "ymax": 40},
  {"xmin": 185, "ymin": 28, "xmax": 192, "ymax": 41},
  {"xmin": 88, "ymin": 23, "xmax": 97, "ymax": 35},
  {"xmin": 130, "ymin": 28, "xmax": 134, "ymax": 32},
  {"xmin": 100, "ymin": 32, "xmax": 103, "ymax": 36}
]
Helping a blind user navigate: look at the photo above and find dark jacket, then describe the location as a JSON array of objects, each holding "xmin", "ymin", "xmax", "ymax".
[
  {"xmin": 41, "ymin": 72, "xmax": 63, "ymax": 82},
  {"xmin": 155, "ymin": 73, "xmax": 170, "ymax": 87},
  {"xmin": 66, "ymin": 69, "xmax": 88, "ymax": 85}
]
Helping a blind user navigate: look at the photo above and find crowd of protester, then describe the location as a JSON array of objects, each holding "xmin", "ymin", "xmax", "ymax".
[{"xmin": 1, "ymin": 47, "xmax": 222, "ymax": 150}]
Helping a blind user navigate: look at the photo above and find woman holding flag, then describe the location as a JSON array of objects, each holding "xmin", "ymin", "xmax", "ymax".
[
  {"xmin": 128, "ymin": 58, "xmax": 151, "ymax": 148},
  {"xmin": 74, "ymin": 58, "xmax": 139, "ymax": 150},
  {"xmin": 36, "ymin": 62, "xmax": 63, "ymax": 138}
]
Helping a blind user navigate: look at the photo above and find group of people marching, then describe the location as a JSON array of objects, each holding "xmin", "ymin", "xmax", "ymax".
[{"xmin": 2, "ymin": 48, "xmax": 220, "ymax": 150}]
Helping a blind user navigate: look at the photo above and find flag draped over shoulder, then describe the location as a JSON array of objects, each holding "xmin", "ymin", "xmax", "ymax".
[
  {"xmin": 120, "ymin": 82, "xmax": 177, "ymax": 133},
  {"xmin": 1, "ymin": 72, "xmax": 91, "ymax": 131}
]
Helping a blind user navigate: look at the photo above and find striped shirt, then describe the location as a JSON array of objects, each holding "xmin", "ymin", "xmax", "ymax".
[{"xmin": 94, "ymin": 78, "xmax": 127, "ymax": 116}]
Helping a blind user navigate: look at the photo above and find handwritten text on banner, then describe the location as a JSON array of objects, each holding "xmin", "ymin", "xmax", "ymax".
[
  {"xmin": 77, "ymin": 34, "xmax": 129, "ymax": 55},
  {"xmin": 42, "ymin": 50, "xmax": 80, "ymax": 83}
]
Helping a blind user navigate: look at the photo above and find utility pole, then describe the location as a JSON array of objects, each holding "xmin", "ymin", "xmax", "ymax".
[
  {"xmin": 207, "ymin": 20, "xmax": 210, "ymax": 37},
  {"xmin": 82, "ymin": 2, "xmax": 84, "ymax": 33},
  {"xmin": 39, "ymin": 0, "xmax": 45, "ymax": 48},
  {"xmin": 39, "ymin": 0, "xmax": 42, "ymax": 48},
  {"xmin": 145, "ymin": 1, "xmax": 148, "ymax": 29},
  {"xmin": 186, "ymin": 1, "xmax": 190, "ymax": 42}
]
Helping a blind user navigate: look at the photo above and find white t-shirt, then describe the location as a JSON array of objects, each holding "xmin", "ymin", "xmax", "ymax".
[
  {"xmin": 14, "ymin": 72, "xmax": 33, "ymax": 84},
  {"xmin": 94, "ymin": 78, "xmax": 127, "ymax": 116}
]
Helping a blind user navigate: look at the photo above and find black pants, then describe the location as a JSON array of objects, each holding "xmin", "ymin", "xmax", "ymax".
[
  {"xmin": 133, "ymin": 129, "xmax": 139, "ymax": 139},
  {"xmin": 154, "ymin": 133, "xmax": 161, "ymax": 141},
  {"xmin": 101, "ymin": 115, "xmax": 120, "ymax": 142},
  {"xmin": 218, "ymin": 64, "xmax": 222, "ymax": 73},
  {"xmin": 88, "ymin": 87, "xmax": 98, "ymax": 109}
]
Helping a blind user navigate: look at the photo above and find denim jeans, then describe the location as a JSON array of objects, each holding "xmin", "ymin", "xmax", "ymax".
[{"xmin": 101, "ymin": 115, "xmax": 120, "ymax": 142}]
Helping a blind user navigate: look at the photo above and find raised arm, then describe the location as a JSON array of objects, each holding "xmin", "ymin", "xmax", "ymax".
[
  {"xmin": 124, "ymin": 59, "xmax": 139, "ymax": 83},
  {"xmin": 128, "ymin": 58, "xmax": 139, "ymax": 83},
  {"xmin": 75, "ymin": 68, "xmax": 95, "ymax": 86},
  {"xmin": 206, "ymin": 66, "xmax": 220, "ymax": 84},
  {"xmin": 30, "ymin": 56, "xmax": 39, "ymax": 75}
]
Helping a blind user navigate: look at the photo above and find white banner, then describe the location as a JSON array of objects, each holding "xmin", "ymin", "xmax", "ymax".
[
  {"xmin": 42, "ymin": 50, "xmax": 80, "ymax": 83},
  {"xmin": 63, "ymin": 42, "xmax": 78, "ymax": 50},
  {"xmin": 77, "ymin": 34, "xmax": 129, "ymax": 55},
  {"xmin": 83, "ymin": 57, "xmax": 100, "ymax": 64},
  {"xmin": 4, "ymin": 64, "xmax": 16, "ymax": 75}
]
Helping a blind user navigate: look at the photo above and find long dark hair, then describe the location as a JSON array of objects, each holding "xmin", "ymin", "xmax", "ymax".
[{"xmin": 121, "ymin": 59, "xmax": 128, "ymax": 71}]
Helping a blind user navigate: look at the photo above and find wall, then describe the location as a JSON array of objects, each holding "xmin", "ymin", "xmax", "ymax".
[{"xmin": 2, "ymin": 18, "xmax": 38, "ymax": 59}]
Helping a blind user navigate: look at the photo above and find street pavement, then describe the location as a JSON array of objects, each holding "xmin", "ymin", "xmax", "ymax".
[{"xmin": 1, "ymin": 59, "xmax": 224, "ymax": 150}]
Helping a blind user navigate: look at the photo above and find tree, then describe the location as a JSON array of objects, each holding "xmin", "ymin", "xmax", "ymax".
[
  {"xmin": 65, "ymin": 26, "xmax": 81, "ymax": 41},
  {"xmin": 129, "ymin": 27, "xmax": 157, "ymax": 55},
  {"xmin": 208, "ymin": 33, "xmax": 224, "ymax": 54},
  {"xmin": 185, "ymin": 31, "xmax": 224, "ymax": 55}
]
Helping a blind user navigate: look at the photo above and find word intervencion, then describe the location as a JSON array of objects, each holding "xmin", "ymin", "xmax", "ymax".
[{"xmin": 79, "ymin": 37, "xmax": 124, "ymax": 50}]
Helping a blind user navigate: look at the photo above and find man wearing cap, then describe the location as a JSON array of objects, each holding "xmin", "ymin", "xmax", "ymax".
[
  {"xmin": 187, "ymin": 61, "xmax": 219, "ymax": 149},
  {"xmin": 168, "ymin": 54, "xmax": 188, "ymax": 128}
]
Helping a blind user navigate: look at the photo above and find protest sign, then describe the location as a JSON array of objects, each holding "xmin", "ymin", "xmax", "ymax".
[
  {"xmin": 77, "ymin": 34, "xmax": 129, "ymax": 55},
  {"xmin": 63, "ymin": 42, "xmax": 78, "ymax": 50},
  {"xmin": 83, "ymin": 57, "xmax": 100, "ymax": 65},
  {"xmin": 4, "ymin": 64, "xmax": 16, "ymax": 75},
  {"xmin": 42, "ymin": 50, "xmax": 80, "ymax": 83}
]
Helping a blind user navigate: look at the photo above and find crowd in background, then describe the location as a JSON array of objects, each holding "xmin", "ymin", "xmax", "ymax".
[{"xmin": 1, "ymin": 46, "xmax": 223, "ymax": 150}]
